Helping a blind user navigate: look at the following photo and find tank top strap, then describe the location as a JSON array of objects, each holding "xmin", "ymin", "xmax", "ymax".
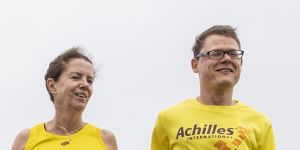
[
  {"xmin": 85, "ymin": 123, "xmax": 107, "ymax": 148},
  {"xmin": 24, "ymin": 123, "xmax": 46, "ymax": 149}
]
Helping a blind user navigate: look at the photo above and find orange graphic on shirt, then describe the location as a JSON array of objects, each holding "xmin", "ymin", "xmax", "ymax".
[
  {"xmin": 214, "ymin": 126, "xmax": 250, "ymax": 150},
  {"xmin": 214, "ymin": 140, "xmax": 231, "ymax": 150}
]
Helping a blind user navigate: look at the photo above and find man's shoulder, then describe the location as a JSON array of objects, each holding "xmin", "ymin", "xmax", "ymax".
[
  {"xmin": 159, "ymin": 98, "xmax": 196, "ymax": 116},
  {"xmin": 238, "ymin": 101, "xmax": 273, "ymax": 125}
]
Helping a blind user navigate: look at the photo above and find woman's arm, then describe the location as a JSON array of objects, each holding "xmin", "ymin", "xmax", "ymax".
[
  {"xmin": 101, "ymin": 129, "xmax": 118, "ymax": 150},
  {"xmin": 11, "ymin": 129, "xmax": 29, "ymax": 150}
]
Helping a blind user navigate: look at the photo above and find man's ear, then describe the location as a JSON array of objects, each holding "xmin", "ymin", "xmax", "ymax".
[
  {"xmin": 191, "ymin": 58, "xmax": 199, "ymax": 73},
  {"xmin": 241, "ymin": 58, "xmax": 243, "ymax": 66},
  {"xmin": 47, "ymin": 78, "xmax": 56, "ymax": 94}
]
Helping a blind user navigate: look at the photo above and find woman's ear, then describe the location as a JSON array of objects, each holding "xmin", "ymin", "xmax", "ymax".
[{"xmin": 47, "ymin": 78, "xmax": 56, "ymax": 94}]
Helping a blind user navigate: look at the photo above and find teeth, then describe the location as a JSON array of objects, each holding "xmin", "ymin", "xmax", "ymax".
[
  {"xmin": 75, "ymin": 93, "xmax": 86, "ymax": 98},
  {"xmin": 218, "ymin": 68, "xmax": 232, "ymax": 72}
]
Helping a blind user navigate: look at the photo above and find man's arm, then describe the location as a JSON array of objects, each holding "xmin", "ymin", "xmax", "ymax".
[
  {"xmin": 151, "ymin": 112, "xmax": 169, "ymax": 150},
  {"xmin": 259, "ymin": 124, "xmax": 276, "ymax": 150},
  {"xmin": 11, "ymin": 129, "xmax": 30, "ymax": 150}
]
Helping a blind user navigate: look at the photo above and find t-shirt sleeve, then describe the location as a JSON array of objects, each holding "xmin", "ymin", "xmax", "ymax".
[
  {"xmin": 151, "ymin": 112, "xmax": 169, "ymax": 150},
  {"xmin": 258, "ymin": 123, "xmax": 276, "ymax": 150}
]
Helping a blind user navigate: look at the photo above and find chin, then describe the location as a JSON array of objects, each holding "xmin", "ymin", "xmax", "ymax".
[
  {"xmin": 216, "ymin": 78, "xmax": 236, "ymax": 87},
  {"xmin": 72, "ymin": 104, "xmax": 87, "ymax": 112},
  {"xmin": 72, "ymin": 100, "xmax": 88, "ymax": 112}
]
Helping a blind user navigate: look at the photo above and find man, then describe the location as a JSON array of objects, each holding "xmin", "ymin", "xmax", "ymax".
[{"xmin": 151, "ymin": 25, "xmax": 275, "ymax": 150}]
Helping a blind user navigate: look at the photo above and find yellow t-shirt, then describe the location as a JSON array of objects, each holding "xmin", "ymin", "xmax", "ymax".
[
  {"xmin": 151, "ymin": 98, "xmax": 276, "ymax": 150},
  {"xmin": 25, "ymin": 123, "xmax": 107, "ymax": 150}
]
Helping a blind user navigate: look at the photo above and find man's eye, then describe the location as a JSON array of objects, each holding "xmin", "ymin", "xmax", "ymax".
[
  {"xmin": 210, "ymin": 52, "xmax": 222, "ymax": 56},
  {"xmin": 229, "ymin": 54, "xmax": 238, "ymax": 57},
  {"xmin": 228, "ymin": 52, "xmax": 239, "ymax": 56}
]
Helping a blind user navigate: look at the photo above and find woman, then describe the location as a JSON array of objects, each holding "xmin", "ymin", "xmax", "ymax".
[{"xmin": 12, "ymin": 48, "xmax": 118, "ymax": 150}]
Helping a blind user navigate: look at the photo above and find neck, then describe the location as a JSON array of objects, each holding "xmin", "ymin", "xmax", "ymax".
[
  {"xmin": 199, "ymin": 85, "xmax": 234, "ymax": 106},
  {"xmin": 53, "ymin": 114, "xmax": 83, "ymax": 131},
  {"xmin": 45, "ymin": 110, "xmax": 85, "ymax": 135}
]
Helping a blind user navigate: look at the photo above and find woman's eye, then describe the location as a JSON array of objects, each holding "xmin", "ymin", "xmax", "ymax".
[
  {"xmin": 87, "ymin": 80, "xmax": 93, "ymax": 84},
  {"xmin": 72, "ymin": 76, "xmax": 79, "ymax": 79}
]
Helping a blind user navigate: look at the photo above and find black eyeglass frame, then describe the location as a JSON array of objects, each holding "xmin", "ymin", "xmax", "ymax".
[{"xmin": 195, "ymin": 49, "xmax": 244, "ymax": 60}]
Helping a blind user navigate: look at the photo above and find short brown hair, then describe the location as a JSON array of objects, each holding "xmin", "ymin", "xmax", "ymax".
[
  {"xmin": 44, "ymin": 47, "xmax": 94, "ymax": 103},
  {"xmin": 192, "ymin": 25, "xmax": 241, "ymax": 58}
]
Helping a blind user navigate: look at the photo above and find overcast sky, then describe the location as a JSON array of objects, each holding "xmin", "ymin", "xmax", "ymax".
[{"xmin": 1, "ymin": 0, "xmax": 299, "ymax": 149}]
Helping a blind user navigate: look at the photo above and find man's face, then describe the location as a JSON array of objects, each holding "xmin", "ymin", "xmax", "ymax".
[{"xmin": 191, "ymin": 34, "xmax": 243, "ymax": 89}]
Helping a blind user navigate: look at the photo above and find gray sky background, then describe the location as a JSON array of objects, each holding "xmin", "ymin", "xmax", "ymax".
[{"xmin": 1, "ymin": 0, "xmax": 299, "ymax": 149}]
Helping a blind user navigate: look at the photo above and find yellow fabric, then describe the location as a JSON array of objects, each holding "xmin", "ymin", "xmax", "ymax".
[
  {"xmin": 25, "ymin": 123, "xmax": 107, "ymax": 150},
  {"xmin": 151, "ymin": 98, "xmax": 276, "ymax": 150}
]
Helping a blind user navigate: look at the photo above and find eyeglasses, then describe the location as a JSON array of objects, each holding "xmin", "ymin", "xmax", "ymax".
[{"xmin": 196, "ymin": 49, "xmax": 244, "ymax": 60}]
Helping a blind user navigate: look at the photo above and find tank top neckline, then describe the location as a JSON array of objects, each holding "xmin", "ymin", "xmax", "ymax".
[{"xmin": 42, "ymin": 123, "xmax": 89, "ymax": 138}]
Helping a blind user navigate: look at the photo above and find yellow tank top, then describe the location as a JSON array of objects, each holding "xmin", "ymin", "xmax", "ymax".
[{"xmin": 24, "ymin": 123, "xmax": 107, "ymax": 150}]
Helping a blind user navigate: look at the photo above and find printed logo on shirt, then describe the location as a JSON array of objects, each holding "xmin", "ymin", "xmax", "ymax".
[
  {"xmin": 176, "ymin": 124, "xmax": 251, "ymax": 150},
  {"xmin": 176, "ymin": 124, "xmax": 234, "ymax": 140}
]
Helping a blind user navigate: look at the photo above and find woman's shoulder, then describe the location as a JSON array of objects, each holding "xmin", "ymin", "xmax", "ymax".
[
  {"xmin": 100, "ymin": 129, "xmax": 115, "ymax": 140},
  {"xmin": 100, "ymin": 129, "xmax": 118, "ymax": 150},
  {"xmin": 11, "ymin": 129, "xmax": 30, "ymax": 150}
]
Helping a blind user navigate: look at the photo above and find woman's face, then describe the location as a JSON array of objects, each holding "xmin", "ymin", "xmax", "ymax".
[{"xmin": 50, "ymin": 58, "xmax": 95, "ymax": 112}]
